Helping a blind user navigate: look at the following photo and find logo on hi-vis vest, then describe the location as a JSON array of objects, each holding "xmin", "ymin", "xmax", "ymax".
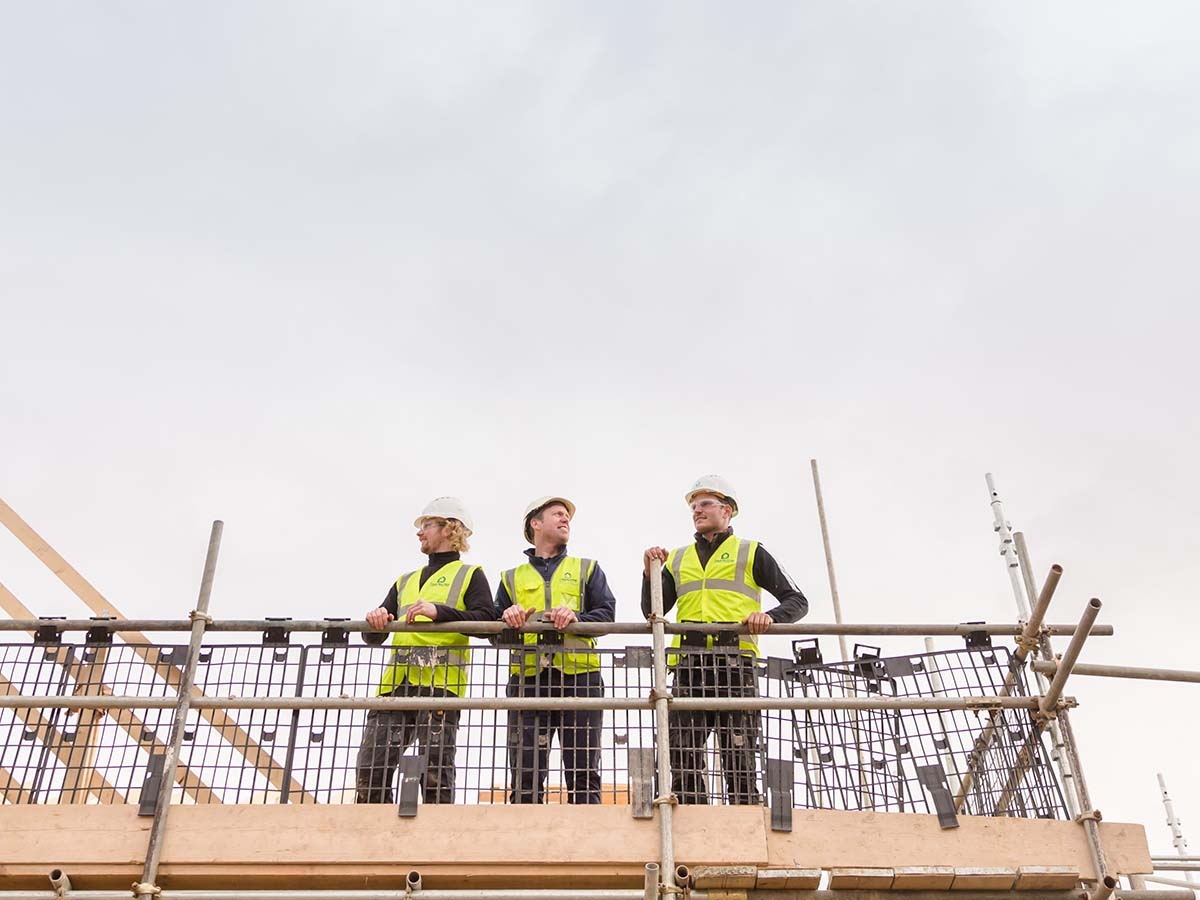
[
  {"xmin": 720, "ymin": 552, "xmax": 730, "ymax": 560},
  {"xmin": 562, "ymin": 571, "xmax": 575, "ymax": 581},
  {"xmin": 436, "ymin": 575, "xmax": 447, "ymax": 585}
]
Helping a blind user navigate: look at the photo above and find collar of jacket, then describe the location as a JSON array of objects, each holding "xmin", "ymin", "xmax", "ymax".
[
  {"xmin": 693, "ymin": 528, "xmax": 734, "ymax": 546},
  {"xmin": 524, "ymin": 545, "xmax": 569, "ymax": 573}
]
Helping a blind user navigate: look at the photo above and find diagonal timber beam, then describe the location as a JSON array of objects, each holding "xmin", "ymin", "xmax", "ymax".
[
  {"xmin": 0, "ymin": 498, "xmax": 313, "ymax": 802},
  {"xmin": 57, "ymin": 643, "xmax": 112, "ymax": 804},
  {"xmin": 1, "ymin": 579, "xmax": 223, "ymax": 804},
  {"xmin": 0, "ymin": 760, "xmax": 28, "ymax": 802}
]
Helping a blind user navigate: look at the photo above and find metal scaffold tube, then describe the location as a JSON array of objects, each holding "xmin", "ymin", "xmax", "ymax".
[
  {"xmin": 1142, "ymin": 876, "xmax": 1200, "ymax": 893},
  {"xmin": 952, "ymin": 563, "xmax": 1064, "ymax": 813},
  {"xmin": 810, "ymin": 459, "xmax": 849, "ymax": 665},
  {"xmin": 976, "ymin": 471, "xmax": 1103, "ymax": 887},
  {"xmin": 0, "ymin": 619, "xmax": 1112, "ymax": 637},
  {"xmin": 1032, "ymin": 661, "xmax": 1200, "ymax": 684},
  {"xmin": 1014, "ymin": 532, "xmax": 1078, "ymax": 819},
  {"xmin": 0, "ymin": 693, "xmax": 1060, "ymax": 712},
  {"xmin": 1159, "ymin": 773, "xmax": 1196, "ymax": 884},
  {"xmin": 647, "ymin": 557, "xmax": 675, "ymax": 896},
  {"xmin": 643, "ymin": 864, "xmax": 660, "ymax": 900},
  {"xmin": 1039, "ymin": 598, "xmax": 1101, "ymax": 719},
  {"xmin": 986, "ymin": 473, "xmax": 1030, "ymax": 619},
  {"xmin": 1017, "ymin": 526, "xmax": 1116, "ymax": 899},
  {"xmin": 2, "ymin": 890, "xmax": 1195, "ymax": 900},
  {"xmin": 137, "ymin": 521, "xmax": 223, "ymax": 900}
]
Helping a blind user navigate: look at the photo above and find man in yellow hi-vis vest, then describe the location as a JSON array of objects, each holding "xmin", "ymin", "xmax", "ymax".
[
  {"xmin": 355, "ymin": 497, "xmax": 496, "ymax": 804},
  {"xmin": 642, "ymin": 475, "xmax": 808, "ymax": 805},
  {"xmin": 496, "ymin": 496, "xmax": 616, "ymax": 804}
]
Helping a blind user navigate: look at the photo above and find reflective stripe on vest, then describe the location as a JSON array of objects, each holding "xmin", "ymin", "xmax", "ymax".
[
  {"xmin": 503, "ymin": 557, "xmax": 599, "ymax": 676},
  {"xmin": 668, "ymin": 536, "xmax": 761, "ymax": 656},
  {"xmin": 378, "ymin": 560, "xmax": 477, "ymax": 697}
]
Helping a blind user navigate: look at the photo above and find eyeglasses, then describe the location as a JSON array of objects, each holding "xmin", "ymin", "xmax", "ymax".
[
  {"xmin": 690, "ymin": 499, "xmax": 728, "ymax": 511},
  {"xmin": 417, "ymin": 519, "xmax": 447, "ymax": 532}
]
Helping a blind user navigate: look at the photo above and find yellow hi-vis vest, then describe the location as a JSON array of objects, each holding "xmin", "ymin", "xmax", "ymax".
[
  {"xmin": 666, "ymin": 535, "xmax": 761, "ymax": 657},
  {"xmin": 502, "ymin": 557, "xmax": 600, "ymax": 677},
  {"xmin": 378, "ymin": 560, "xmax": 479, "ymax": 697}
]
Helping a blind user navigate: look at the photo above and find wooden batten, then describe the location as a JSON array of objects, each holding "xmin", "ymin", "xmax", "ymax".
[
  {"xmin": 1015, "ymin": 865, "xmax": 1082, "ymax": 890},
  {"xmin": 755, "ymin": 868, "xmax": 823, "ymax": 889},
  {"xmin": 829, "ymin": 868, "xmax": 896, "ymax": 889},
  {"xmin": 893, "ymin": 866, "xmax": 957, "ymax": 889},
  {"xmin": 951, "ymin": 867, "xmax": 1019, "ymax": 890}
]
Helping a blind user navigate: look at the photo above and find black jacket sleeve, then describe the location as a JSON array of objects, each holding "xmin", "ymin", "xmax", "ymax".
[
  {"xmin": 580, "ymin": 562, "xmax": 617, "ymax": 623},
  {"xmin": 640, "ymin": 568, "xmax": 678, "ymax": 618},
  {"xmin": 494, "ymin": 575, "xmax": 512, "ymax": 616},
  {"xmin": 362, "ymin": 583, "xmax": 401, "ymax": 645},
  {"xmin": 753, "ymin": 544, "xmax": 809, "ymax": 623}
]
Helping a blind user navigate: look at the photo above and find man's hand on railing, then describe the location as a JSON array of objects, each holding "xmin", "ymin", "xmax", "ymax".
[
  {"xmin": 742, "ymin": 612, "xmax": 772, "ymax": 634},
  {"xmin": 405, "ymin": 601, "xmax": 439, "ymax": 624},
  {"xmin": 501, "ymin": 605, "xmax": 538, "ymax": 628},
  {"xmin": 365, "ymin": 607, "xmax": 394, "ymax": 630},
  {"xmin": 548, "ymin": 606, "xmax": 578, "ymax": 629}
]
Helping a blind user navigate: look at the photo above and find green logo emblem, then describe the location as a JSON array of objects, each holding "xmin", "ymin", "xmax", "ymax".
[
  {"xmin": 720, "ymin": 552, "xmax": 730, "ymax": 560},
  {"xmin": 436, "ymin": 575, "xmax": 447, "ymax": 585}
]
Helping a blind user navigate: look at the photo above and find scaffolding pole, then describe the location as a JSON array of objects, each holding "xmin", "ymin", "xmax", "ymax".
[
  {"xmin": 647, "ymin": 558, "xmax": 675, "ymax": 897},
  {"xmin": 137, "ymin": 521, "xmax": 222, "ymax": 900},
  {"xmin": 0, "ymin": 693, "xmax": 1063, "ymax": 712},
  {"xmin": 1160, "ymin": 773, "xmax": 1196, "ymax": 884},
  {"xmin": 0, "ymin": 890, "xmax": 1193, "ymax": 900},
  {"xmin": 811, "ymin": 459, "xmax": 849, "ymax": 664},
  {"xmin": 951, "ymin": 564, "xmax": 1062, "ymax": 812},
  {"xmin": 811, "ymin": 459, "xmax": 867, "ymax": 807},
  {"xmin": 0, "ymin": 618, "xmax": 1113, "ymax": 637},
  {"xmin": 1033, "ymin": 662, "xmax": 1200, "ymax": 684},
  {"xmin": 986, "ymin": 473, "xmax": 1030, "ymax": 619},
  {"xmin": 981, "ymin": 477, "xmax": 1108, "ymax": 891},
  {"xmin": 1015, "ymin": 531, "xmax": 1078, "ymax": 819}
]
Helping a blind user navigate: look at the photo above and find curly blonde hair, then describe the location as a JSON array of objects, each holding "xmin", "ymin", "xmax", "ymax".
[{"xmin": 442, "ymin": 519, "xmax": 472, "ymax": 553}]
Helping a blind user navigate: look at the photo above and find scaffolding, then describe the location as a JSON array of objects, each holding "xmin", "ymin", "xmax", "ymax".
[
  {"xmin": 0, "ymin": 482, "xmax": 1194, "ymax": 900},
  {"xmin": 0, "ymin": 579, "xmax": 1114, "ymax": 899}
]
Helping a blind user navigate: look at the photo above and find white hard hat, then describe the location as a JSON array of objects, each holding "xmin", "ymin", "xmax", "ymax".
[
  {"xmin": 522, "ymin": 495, "xmax": 576, "ymax": 542},
  {"xmin": 413, "ymin": 496, "xmax": 474, "ymax": 532},
  {"xmin": 684, "ymin": 475, "xmax": 739, "ymax": 516}
]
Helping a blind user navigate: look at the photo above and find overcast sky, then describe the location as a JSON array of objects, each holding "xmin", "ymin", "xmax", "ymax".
[{"xmin": 2, "ymin": 1, "xmax": 1198, "ymax": 849}]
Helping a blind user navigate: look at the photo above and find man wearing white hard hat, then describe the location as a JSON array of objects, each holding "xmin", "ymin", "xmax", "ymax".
[
  {"xmin": 496, "ymin": 496, "xmax": 617, "ymax": 804},
  {"xmin": 355, "ymin": 496, "xmax": 496, "ymax": 805},
  {"xmin": 642, "ymin": 475, "xmax": 808, "ymax": 805}
]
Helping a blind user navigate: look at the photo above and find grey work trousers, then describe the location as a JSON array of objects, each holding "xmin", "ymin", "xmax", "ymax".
[
  {"xmin": 355, "ymin": 683, "xmax": 459, "ymax": 804},
  {"xmin": 668, "ymin": 650, "xmax": 763, "ymax": 806}
]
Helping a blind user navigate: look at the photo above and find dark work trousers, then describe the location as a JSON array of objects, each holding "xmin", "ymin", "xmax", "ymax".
[
  {"xmin": 355, "ymin": 682, "xmax": 460, "ymax": 804},
  {"xmin": 668, "ymin": 650, "xmax": 763, "ymax": 805},
  {"xmin": 506, "ymin": 667, "xmax": 604, "ymax": 804}
]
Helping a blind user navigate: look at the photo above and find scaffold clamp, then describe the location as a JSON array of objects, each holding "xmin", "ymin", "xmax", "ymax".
[{"xmin": 1015, "ymin": 632, "xmax": 1041, "ymax": 654}]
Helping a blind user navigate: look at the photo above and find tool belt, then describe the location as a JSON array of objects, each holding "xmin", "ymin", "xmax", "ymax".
[
  {"xmin": 678, "ymin": 622, "xmax": 743, "ymax": 649},
  {"xmin": 388, "ymin": 646, "xmax": 468, "ymax": 668},
  {"xmin": 505, "ymin": 611, "xmax": 595, "ymax": 674}
]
